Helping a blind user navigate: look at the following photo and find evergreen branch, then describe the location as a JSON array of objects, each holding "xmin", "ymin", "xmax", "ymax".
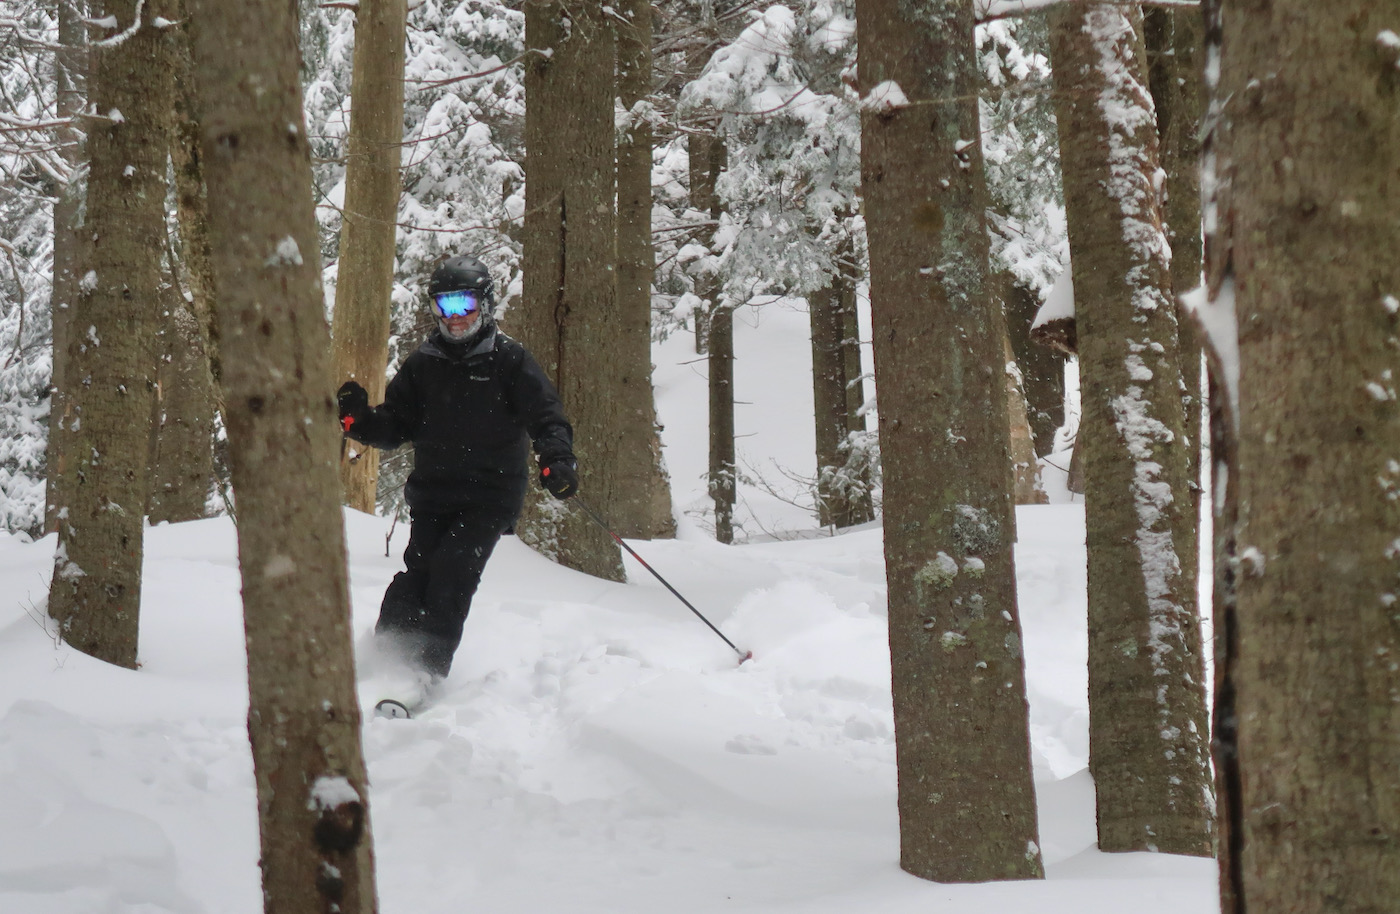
[
  {"xmin": 0, "ymin": 240, "xmax": 29, "ymax": 370},
  {"xmin": 407, "ymin": 48, "xmax": 542, "ymax": 91},
  {"xmin": 976, "ymin": 0, "xmax": 1200, "ymax": 24}
]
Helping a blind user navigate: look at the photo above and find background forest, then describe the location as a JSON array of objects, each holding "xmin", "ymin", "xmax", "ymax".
[{"xmin": 2, "ymin": 0, "xmax": 1398, "ymax": 913}]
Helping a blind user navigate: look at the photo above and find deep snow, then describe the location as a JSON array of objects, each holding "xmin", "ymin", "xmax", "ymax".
[{"xmin": 0, "ymin": 301, "xmax": 1218, "ymax": 913}]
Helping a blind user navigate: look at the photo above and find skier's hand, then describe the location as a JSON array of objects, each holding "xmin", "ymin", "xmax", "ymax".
[
  {"xmin": 337, "ymin": 380, "xmax": 369, "ymax": 431},
  {"xmin": 540, "ymin": 458, "xmax": 578, "ymax": 500}
]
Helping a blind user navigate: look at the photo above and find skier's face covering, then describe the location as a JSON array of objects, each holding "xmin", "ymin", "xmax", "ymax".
[{"xmin": 432, "ymin": 290, "xmax": 482, "ymax": 340}]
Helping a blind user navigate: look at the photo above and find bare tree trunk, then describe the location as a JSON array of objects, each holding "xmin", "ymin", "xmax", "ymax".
[
  {"xmin": 1005, "ymin": 279, "xmax": 1065, "ymax": 457},
  {"xmin": 1048, "ymin": 3, "xmax": 1213, "ymax": 856},
  {"xmin": 708, "ymin": 299, "xmax": 735, "ymax": 544},
  {"xmin": 1004, "ymin": 333, "xmax": 1047, "ymax": 506},
  {"xmin": 332, "ymin": 0, "xmax": 407, "ymax": 513},
  {"xmin": 688, "ymin": 129, "xmax": 723, "ymax": 355},
  {"xmin": 168, "ymin": 0, "xmax": 222, "ymax": 409},
  {"xmin": 810, "ymin": 279, "xmax": 846, "ymax": 527},
  {"xmin": 859, "ymin": 0, "xmax": 1043, "ymax": 882},
  {"xmin": 518, "ymin": 0, "xmax": 624, "ymax": 581},
  {"xmin": 1145, "ymin": 4, "xmax": 1204, "ymax": 642},
  {"xmin": 1207, "ymin": 1, "xmax": 1400, "ymax": 910},
  {"xmin": 48, "ymin": 0, "xmax": 174, "ymax": 668},
  {"xmin": 686, "ymin": 129, "xmax": 734, "ymax": 542},
  {"xmin": 45, "ymin": 0, "xmax": 88, "ymax": 536},
  {"xmin": 614, "ymin": 0, "xmax": 676, "ymax": 540},
  {"xmin": 184, "ymin": 0, "xmax": 378, "ymax": 909},
  {"xmin": 147, "ymin": 274, "xmax": 214, "ymax": 523},
  {"xmin": 812, "ymin": 228, "xmax": 876, "ymax": 528}
]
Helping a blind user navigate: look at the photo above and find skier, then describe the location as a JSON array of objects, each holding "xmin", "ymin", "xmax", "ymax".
[{"xmin": 337, "ymin": 254, "xmax": 578, "ymax": 705}]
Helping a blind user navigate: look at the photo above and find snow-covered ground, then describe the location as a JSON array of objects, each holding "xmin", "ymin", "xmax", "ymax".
[{"xmin": 0, "ymin": 302, "xmax": 1218, "ymax": 913}]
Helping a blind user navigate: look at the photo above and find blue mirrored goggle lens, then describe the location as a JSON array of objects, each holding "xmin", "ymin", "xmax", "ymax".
[{"xmin": 432, "ymin": 289, "xmax": 480, "ymax": 317}]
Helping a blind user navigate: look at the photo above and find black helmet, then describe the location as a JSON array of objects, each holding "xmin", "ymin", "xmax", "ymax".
[{"xmin": 428, "ymin": 254, "xmax": 495, "ymax": 305}]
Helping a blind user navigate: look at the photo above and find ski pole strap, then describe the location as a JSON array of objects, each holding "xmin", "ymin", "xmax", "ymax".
[{"xmin": 573, "ymin": 498, "xmax": 749, "ymax": 661}]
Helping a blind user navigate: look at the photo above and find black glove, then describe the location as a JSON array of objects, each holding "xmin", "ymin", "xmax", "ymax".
[
  {"xmin": 337, "ymin": 381, "xmax": 369, "ymax": 431},
  {"xmin": 540, "ymin": 457, "xmax": 578, "ymax": 500}
]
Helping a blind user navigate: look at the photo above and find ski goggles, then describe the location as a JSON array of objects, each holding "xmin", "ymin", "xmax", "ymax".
[{"xmin": 431, "ymin": 289, "xmax": 482, "ymax": 318}]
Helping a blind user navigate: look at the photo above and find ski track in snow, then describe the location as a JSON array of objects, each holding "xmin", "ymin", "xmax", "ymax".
[
  {"xmin": 0, "ymin": 304, "xmax": 1217, "ymax": 913},
  {"xmin": 0, "ymin": 508, "xmax": 1215, "ymax": 914}
]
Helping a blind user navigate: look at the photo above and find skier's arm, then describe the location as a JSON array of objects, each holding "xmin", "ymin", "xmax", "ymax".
[
  {"xmin": 344, "ymin": 365, "xmax": 419, "ymax": 450},
  {"xmin": 506, "ymin": 347, "xmax": 574, "ymax": 463}
]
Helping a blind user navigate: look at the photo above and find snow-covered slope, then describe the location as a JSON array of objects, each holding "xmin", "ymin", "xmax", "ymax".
[{"xmin": 0, "ymin": 301, "xmax": 1216, "ymax": 913}]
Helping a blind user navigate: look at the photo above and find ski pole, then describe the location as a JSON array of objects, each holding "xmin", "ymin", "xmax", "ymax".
[{"xmin": 573, "ymin": 497, "xmax": 752, "ymax": 664}]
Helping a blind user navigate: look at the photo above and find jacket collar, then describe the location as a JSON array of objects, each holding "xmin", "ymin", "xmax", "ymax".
[{"xmin": 421, "ymin": 323, "xmax": 498, "ymax": 363}]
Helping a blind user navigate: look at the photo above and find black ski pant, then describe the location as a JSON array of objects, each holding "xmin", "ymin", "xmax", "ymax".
[{"xmin": 375, "ymin": 502, "xmax": 516, "ymax": 678}]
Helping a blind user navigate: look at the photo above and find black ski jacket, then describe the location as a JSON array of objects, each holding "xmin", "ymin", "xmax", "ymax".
[{"xmin": 346, "ymin": 325, "xmax": 573, "ymax": 516}]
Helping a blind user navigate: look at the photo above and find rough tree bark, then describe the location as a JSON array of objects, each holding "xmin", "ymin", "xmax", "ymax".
[
  {"xmin": 47, "ymin": 0, "xmax": 173, "ymax": 668},
  {"xmin": 1003, "ymin": 330, "xmax": 1047, "ymax": 506},
  {"xmin": 168, "ymin": 0, "xmax": 222, "ymax": 411},
  {"xmin": 518, "ymin": 0, "xmax": 625, "ymax": 580},
  {"xmin": 1206, "ymin": 0, "xmax": 1400, "ymax": 910},
  {"xmin": 614, "ymin": 0, "xmax": 676, "ymax": 540},
  {"xmin": 1005, "ymin": 279, "xmax": 1065, "ymax": 457},
  {"xmin": 1144, "ymin": 4, "xmax": 1204, "ymax": 629},
  {"xmin": 45, "ymin": 0, "xmax": 87, "ymax": 536},
  {"xmin": 858, "ymin": 0, "xmax": 1044, "ymax": 882},
  {"xmin": 687, "ymin": 129, "xmax": 734, "ymax": 542},
  {"xmin": 1047, "ymin": 3, "xmax": 1213, "ymax": 855},
  {"xmin": 184, "ymin": 0, "xmax": 380, "ymax": 910},
  {"xmin": 146, "ymin": 274, "xmax": 214, "ymax": 524},
  {"xmin": 332, "ymin": 0, "xmax": 407, "ymax": 513},
  {"xmin": 707, "ymin": 295, "xmax": 735, "ymax": 544},
  {"xmin": 811, "ymin": 229, "xmax": 875, "ymax": 528}
]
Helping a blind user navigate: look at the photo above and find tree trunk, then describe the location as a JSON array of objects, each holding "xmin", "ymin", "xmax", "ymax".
[
  {"xmin": 45, "ymin": 0, "xmax": 88, "ymax": 536},
  {"xmin": 147, "ymin": 275, "xmax": 215, "ymax": 524},
  {"xmin": 518, "ymin": 0, "xmax": 625, "ymax": 581},
  {"xmin": 332, "ymin": 0, "xmax": 407, "ymax": 514},
  {"xmin": 858, "ymin": 0, "xmax": 1043, "ymax": 883},
  {"xmin": 1145, "ymin": 4, "xmax": 1205, "ymax": 643},
  {"xmin": 812, "ymin": 229, "xmax": 876, "ymax": 529},
  {"xmin": 1005, "ymin": 279, "xmax": 1065, "ymax": 457},
  {"xmin": 614, "ymin": 0, "xmax": 676, "ymax": 540},
  {"xmin": 184, "ymin": 0, "xmax": 378, "ymax": 909},
  {"xmin": 837, "ymin": 253, "xmax": 876, "ymax": 524},
  {"xmin": 689, "ymin": 130, "xmax": 723, "ymax": 356},
  {"xmin": 708, "ymin": 299, "xmax": 735, "ymax": 544},
  {"xmin": 47, "ymin": 0, "xmax": 174, "ymax": 668},
  {"xmin": 1004, "ymin": 333, "xmax": 1047, "ymax": 506},
  {"xmin": 1209, "ymin": 1, "xmax": 1400, "ymax": 909},
  {"xmin": 168, "ymin": 0, "xmax": 222, "ymax": 411},
  {"xmin": 810, "ymin": 279, "xmax": 846, "ymax": 528},
  {"xmin": 687, "ymin": 129, "xmax": 734, "ymax": 542},
  {"xmin": 1047, "ymin": 3, "xmax": 1213, "ymax": 856}
]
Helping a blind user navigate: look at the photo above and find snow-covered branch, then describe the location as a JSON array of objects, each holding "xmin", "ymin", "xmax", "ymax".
[{"xmin": 977, "ymin": 0, "xmax": 1200, "ymax": 24}]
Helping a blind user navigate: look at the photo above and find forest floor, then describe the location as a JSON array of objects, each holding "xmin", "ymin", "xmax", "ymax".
[{"xmin": 0, "ymin": 301, "xmax": 1219, "ymax": 913}]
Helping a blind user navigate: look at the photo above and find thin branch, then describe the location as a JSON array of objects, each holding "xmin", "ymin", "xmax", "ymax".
[
  {"xmin": 976, "ymin": 0, "xmax": 1201, "ymax": 25},
  {"xmin": 407, "ymin": 48, "xmax": 542, "ymax": 91}
]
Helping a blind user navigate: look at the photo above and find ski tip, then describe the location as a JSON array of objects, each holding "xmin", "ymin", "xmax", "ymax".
[
  {"xmin": 374, "ymin": 699, "xmax": 413, "ymax": 720},
  {"xmin": 738, "ymin": 650, "xmax": 754, "ymax": 665}
]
